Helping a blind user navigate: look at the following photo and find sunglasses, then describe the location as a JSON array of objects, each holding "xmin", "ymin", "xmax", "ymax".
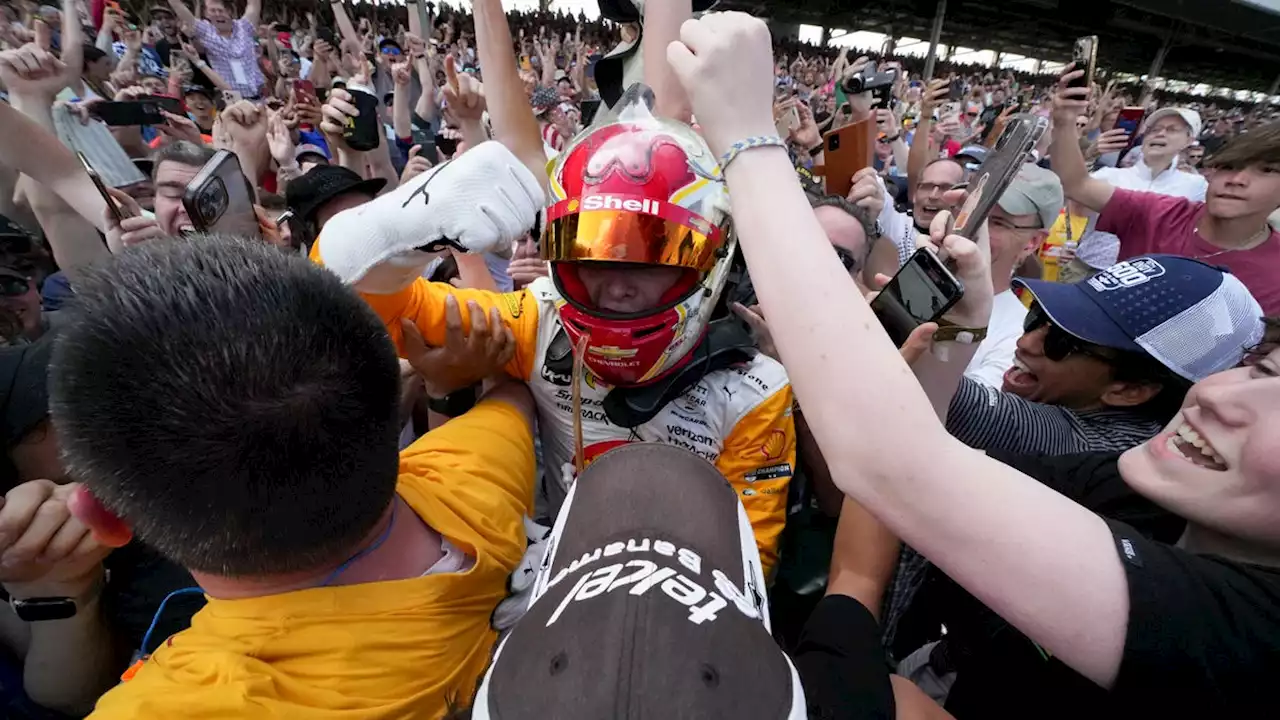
[
  {"xmin": 381, "ymin": 46, "xmax": 402, "ymax": 56},
  {"xmin": 1023, "ymin": 303, "xmax": 1119, "ymax": 364},
  {"xmin": 0, "ymin": 273, "xmax": 30, "ymax": 298}
]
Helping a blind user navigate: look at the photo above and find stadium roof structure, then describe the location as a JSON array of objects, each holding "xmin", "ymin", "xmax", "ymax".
[{"xmin": 726, "ymin": 0, "xmax": 1280, "ymax": 92}]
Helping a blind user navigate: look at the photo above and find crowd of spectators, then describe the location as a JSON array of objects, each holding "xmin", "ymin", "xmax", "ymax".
[{"xmin": 0, "ymin": 0, "xmax": 1277, "ymax": 718}]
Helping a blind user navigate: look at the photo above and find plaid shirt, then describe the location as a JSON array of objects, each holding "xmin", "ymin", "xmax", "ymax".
[{"xmin": 194, "ymin": 18, "xmax": 263, "ymax": 98}]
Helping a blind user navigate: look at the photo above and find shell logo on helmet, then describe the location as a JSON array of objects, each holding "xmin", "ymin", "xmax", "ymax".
[{"xmin": 542, "ymin": 85, "xmax": 737, "ymax": 388}]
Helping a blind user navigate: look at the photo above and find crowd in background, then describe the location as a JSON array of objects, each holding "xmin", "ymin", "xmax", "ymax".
[{"xmin": 0, "ymin": 0, "xmax": 1277, "ymax": 717}]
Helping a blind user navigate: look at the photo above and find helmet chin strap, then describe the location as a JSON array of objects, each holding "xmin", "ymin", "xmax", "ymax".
[{"xmin": 571, "ymin": 334, "xmax": 591, "ymax": 474}]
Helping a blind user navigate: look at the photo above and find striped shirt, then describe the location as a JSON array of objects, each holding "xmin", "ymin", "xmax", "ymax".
[
  {"xmin": 883, "ymin": 379, "xmax": 1165, "ymax": 649},
  {"xmin": 944, "ymin": 378, "xmax": 1165, "ymax": 456}
]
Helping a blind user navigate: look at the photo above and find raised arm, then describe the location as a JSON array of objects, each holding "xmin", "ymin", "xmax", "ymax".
[
  {"xmin": 472, "ymin": 0, "xmax": 548, "ymax": 191},
  {"xmin": 242, "ymin": 0, "xmax": 261, "ymax": 27},
  {"xmin": 670, "ymin": 13, "xmax": 1131, "ymax": 689},
  {"xmin": 0, "ymin": 33, "xmax": 112, "ymax": 280},
  {"xmin": 908, "ymin": 78, "xmax": 948, "ymax": 190},
  {"xmin": 327, "ymin": 0, "xmax": 362, "ymax": 55},
  {"xmin": 643, "ymin": 0, "xmax": 692, "ymax": 122},
  {"xmin": 165, "ymin": 0, "xmax": 200, "ymax": 32},
  {"xmin": 1050, "ymin": 69, "xmax": 1116, "ymax": 213}
]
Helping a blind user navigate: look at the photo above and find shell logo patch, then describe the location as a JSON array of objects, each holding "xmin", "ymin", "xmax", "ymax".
[{"xmin": 759, "ymin": 429, "xmax": 787, "ymax": 461}]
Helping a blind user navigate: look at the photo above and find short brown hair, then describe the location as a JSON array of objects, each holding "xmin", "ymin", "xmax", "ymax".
[{"xmin": 1203, "ymin": 120, "xmax": 1280, "ymax": 170}]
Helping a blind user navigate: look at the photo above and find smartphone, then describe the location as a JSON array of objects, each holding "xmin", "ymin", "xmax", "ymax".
[
  {"xmin": 1069, "ymin": 36, "xmax": 1098, "ymax": 89},
  {"xmin": 291, "ymin": 79, "xmax": 319, "ymax": 108},
  {"xmin": 870, "ymin": 248, "xmax": 965, "ymax": 348},
  {"xmin": 77, "ymin": 152, "xmax": 129, "ymax": 223},
  {"xmin": 821, "ymin": 117, "xmax": 875, "ymax": 199},
  {"xmin": 952, "ymin": 113, "xmax": 1049, "ymax": 239},
  {"xmin": 1114, "ymin": 106, "xmax": 1146, "ymax": 151},
  {"xmin": 181, "ymin": 150, "xmax": 259, "ymax": 237},
  {"xmin": 949, "ymin": 78, "xmax": 964, "ymax": 101},
  {"xmin": 775, "ymin": 105, "xmax": 800, "ymax": 138},
  {"xmin": 92, "ymin": 97, "xmax": 182, "ymax": 126},
  {"xmin": 580, "ymin": 98, "xmax": 602, "ymax": 127}
]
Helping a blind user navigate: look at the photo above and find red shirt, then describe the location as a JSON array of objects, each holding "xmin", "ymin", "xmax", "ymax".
[{"xmin": 1097, "ymin": 188, "xmax": 1280, "ymax": 315}]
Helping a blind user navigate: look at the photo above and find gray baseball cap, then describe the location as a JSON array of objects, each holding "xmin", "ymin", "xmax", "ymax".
[{"xmin": 997, "ymin": 163, "xmax": 1063, "ymax": 231}]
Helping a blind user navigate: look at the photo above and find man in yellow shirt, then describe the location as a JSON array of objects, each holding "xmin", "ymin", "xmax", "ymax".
[{"xmin": 52, "ymin": 235, "xmax": 537, "ymax": 719}]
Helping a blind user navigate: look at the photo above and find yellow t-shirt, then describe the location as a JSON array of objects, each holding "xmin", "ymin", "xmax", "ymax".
[
  {"xmin": 1039, "ymin": 210, "xmax": 1089, "ymax": 282},
  {"xmin": 89, "ymin": 399, "xmax": 535, "ymax": 719}
]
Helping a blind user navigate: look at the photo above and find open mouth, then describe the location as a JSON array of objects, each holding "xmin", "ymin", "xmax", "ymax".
[
  {"xmin": 1166, "ymin": 421, "xmax": 1229, "ymax": 471},
  {"xmin": 1002, "ymin": 356, "xmax": 1038, "ymax": 391}
]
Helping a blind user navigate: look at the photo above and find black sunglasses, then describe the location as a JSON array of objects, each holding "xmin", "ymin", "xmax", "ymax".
[{"xmin": 1023, "ymin": 303, "xmax": 1120, "ymax": 364}]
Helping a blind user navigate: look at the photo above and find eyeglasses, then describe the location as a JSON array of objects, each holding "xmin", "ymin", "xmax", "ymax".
[
  {"xmin": 988, "ymin": 216, "xmax": 1042, "ymax": 232},
  {"xmin": 916, "ymin": 182, "xmax": 954, "ymax": 195},
  {"xmin": 1023, "ymin": 303, "xmax": 1120, "ymax": 363},
  {"xmin": 0, "ymin": 273, "xmax": 30, "ymax": 298}
]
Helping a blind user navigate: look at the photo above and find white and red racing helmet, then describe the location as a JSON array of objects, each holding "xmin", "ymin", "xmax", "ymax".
[{"xmin": 542, "ymin": 93, "xmax": 734, "ymax": 387}]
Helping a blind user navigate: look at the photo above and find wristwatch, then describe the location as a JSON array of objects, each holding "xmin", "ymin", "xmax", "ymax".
[
  {"xmin": 9, "ymin": 570, "xmax": 107, "ymax": 622},
  {"xmin": 932, "ymin": 319, "xmax": 988, "ymax": 345}
]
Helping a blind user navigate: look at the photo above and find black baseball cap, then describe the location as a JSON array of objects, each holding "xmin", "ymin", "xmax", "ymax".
[
  {"xmin": 473, "ymin": 444, "xmax": 807, "ymax": 719},
  {"xmin": 0, "ymin": 329, "xmax": 55, "ymax": 449},
  {"xmin": 182, "ymin": 84, "xmax": 217, "ymax": 102},
  {"xmin": 284, "ymin": 166, "xmax": 386, "ymax": 225}
]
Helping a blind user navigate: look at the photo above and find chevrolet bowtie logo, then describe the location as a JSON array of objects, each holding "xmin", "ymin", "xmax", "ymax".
[{"xmin": 588, "ymin": 345, "xmax": 638, "ymax": 359}]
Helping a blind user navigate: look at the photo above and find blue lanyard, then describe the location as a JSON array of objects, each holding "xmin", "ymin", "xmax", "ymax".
[{"xmin": 319, "ymin": 504, "xmax": 397, "ymax": 588}]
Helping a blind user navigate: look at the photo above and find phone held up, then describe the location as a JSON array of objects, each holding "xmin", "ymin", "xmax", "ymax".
[
  {"xmin": 291, "ymin": 79, "xmax": 319, "ymax": 108},
  {"xmin": 77, "ymin": 152, "xmax": 130, "ymax": 223},
  {"xmin": 182, "ymin": 150, "xmax": 260, "ymax": 238},
  {"xmin": 1069, "ymin": 36, "xmax": 1098, "ymax": 89},
  {"xmin": 1114, "ymin": 106, "xmax": 1146, "ymax": 159},
  {"xmin": 92, "ymin": 96, "xmax": 183, "ymax": 127},
  {"xmin": 870, "ymin": 248, "xmax": 965, "ymax": 348},
  {"xmin": 820, "ymin": 118, "xmax": 875, "ymax": 198},
  {"xmin": 952, "ymin": 113, "xmax": 1049, "ymax": 239}
]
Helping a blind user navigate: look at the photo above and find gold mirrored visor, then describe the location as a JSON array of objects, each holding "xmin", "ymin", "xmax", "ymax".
[{"xmin": 541, "ymin": 195, "xmax": 726, "ymax": 272}]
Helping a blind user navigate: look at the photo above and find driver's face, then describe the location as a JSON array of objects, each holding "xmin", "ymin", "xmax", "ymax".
[{"xmin": 576, "ymin": 263, "xmax": 688, "ymax": 315}]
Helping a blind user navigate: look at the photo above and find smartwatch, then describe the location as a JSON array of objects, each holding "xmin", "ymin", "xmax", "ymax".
[{"xmin": 9, "ymin": 571, "xmax": 107, "ymax": 622}]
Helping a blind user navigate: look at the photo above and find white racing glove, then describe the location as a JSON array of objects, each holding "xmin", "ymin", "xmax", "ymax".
[
  {"xmin": 492, "ymin": 515, "xmax": 553, "ymax": 633},
  {"xmin": 317, "ymin": 141, "xmax": 545, "ymax": 293}
]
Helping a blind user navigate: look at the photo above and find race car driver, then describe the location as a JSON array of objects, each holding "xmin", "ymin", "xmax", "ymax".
[{"xmin": 313, "ymin": 101, "xmax": 796, "ymax": 573}]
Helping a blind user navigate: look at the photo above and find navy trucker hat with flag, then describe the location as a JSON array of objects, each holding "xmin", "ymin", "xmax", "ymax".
[
  {"xmin": 472, "ymin": 443, "xmax": 808, "ymax": 720},
  {"xmin": 1013, "ymin": 255, "xmax": 1264, "ymax": 382}
]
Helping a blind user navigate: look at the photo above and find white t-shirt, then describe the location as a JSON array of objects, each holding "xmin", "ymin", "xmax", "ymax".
[{"xmin": 963, "ymin": 289, "xmax": 1028, "ymax": 388}]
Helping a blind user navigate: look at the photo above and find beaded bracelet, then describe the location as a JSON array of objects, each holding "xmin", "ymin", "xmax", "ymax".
[{"xmin": 718, "ymin": 135, "xmax": 788, "ymax": 172}]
